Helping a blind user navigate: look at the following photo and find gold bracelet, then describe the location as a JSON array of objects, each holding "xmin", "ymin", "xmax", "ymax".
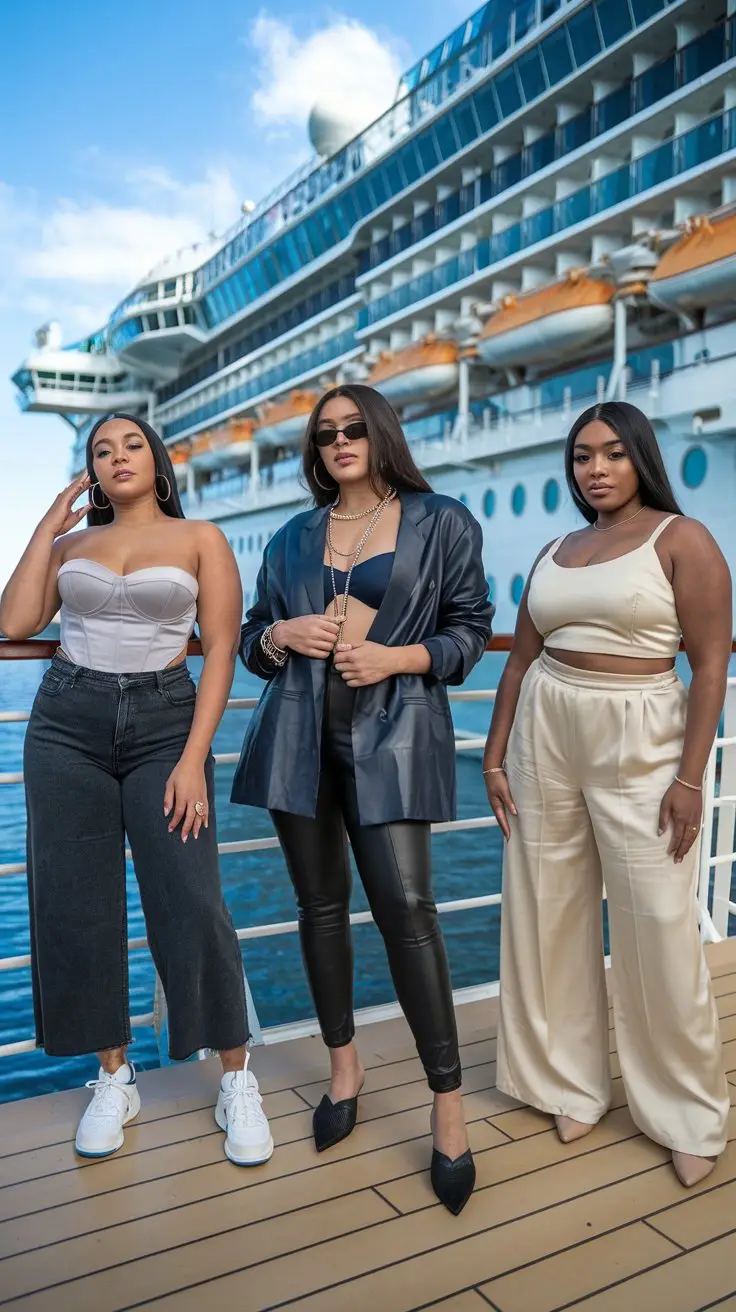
[
  {"xmin": 483, "ymin": 766, "xmax": 506, "ymax": 775},
  {"xmin": 674, "ymin": 774, "xmax": 701, "ymax": 792}
]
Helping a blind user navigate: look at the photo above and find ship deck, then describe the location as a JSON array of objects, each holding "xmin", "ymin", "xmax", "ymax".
[{"xmin": 0, "ymin": 939, "xmax": 734, "ymax": 1312}]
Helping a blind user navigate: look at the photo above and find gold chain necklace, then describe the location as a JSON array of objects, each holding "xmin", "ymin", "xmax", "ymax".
[
  {"xmin": 330, "ymin": 499, "xmax": 381, "ymax": 521},
  {"xmin": 327, "ymin": 488, "xmax": 396, "ymax": 646},
  {"xmin": 592, "ymin": 505, "xmax": 646, "ymax": 533}
]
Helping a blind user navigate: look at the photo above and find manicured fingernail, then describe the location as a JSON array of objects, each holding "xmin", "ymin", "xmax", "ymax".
[
  {"xmin": 164, "ymin": 807, "xmax": 170, "ymax": 816},
  {"xmin": 182, "ymin": 834, "xmax": 188, "ymax": 844}
]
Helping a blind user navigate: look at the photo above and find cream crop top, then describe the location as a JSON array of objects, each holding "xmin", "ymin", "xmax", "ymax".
[
  {"xmin": 58, "ymin": 560, "xmax": 198, "ymax": 673},
  {"xmin": 527, "ymin": 516, "xmax": 681, "ymax": 659}
]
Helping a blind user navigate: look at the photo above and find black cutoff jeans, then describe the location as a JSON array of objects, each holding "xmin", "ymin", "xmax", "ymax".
[
  {"xmin": 24, "ymin": 653, "xmax": 248, "ymax": 1059},
  {"xmin": 271, "ymin": 666, "xmax": 461, "ymax": 1093}
]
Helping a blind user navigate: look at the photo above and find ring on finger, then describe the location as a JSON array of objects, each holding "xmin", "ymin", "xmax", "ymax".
[{"xmin": 194, "ymin": 801, "xmax": 206, "ymax": 818}]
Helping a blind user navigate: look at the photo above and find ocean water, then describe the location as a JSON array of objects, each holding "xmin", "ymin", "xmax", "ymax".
[{"xmin": 0, "ymin": 650, "xmax": 507, "ymax": 1104}]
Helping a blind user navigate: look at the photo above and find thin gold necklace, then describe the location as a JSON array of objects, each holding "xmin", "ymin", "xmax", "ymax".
[
  {"xmin": 592, "ymin": 505, "xmax": 646, "ymax": 533},
  {"xmin": 327, "ymin": 488, "xmax": 396, "ymax": 646}
]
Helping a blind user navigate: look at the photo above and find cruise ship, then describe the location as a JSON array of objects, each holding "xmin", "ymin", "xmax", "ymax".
[{"xmin": 11, "ymin": 0, "xmax": 736, "ymax": 633}]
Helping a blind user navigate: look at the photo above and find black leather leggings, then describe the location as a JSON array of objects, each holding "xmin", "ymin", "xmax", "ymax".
[{"xmin": 271, "ymin": 667, "xmax": 461, "ymax": 1093}]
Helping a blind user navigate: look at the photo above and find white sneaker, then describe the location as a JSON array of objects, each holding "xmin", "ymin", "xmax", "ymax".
[
  {"xmin": 75, "ymin": 1063, "xmax": 141, "ymax": 1158},
  {"xmin": 215, "ymin": 1053, "xmax": 274, "ymax": 1165}
]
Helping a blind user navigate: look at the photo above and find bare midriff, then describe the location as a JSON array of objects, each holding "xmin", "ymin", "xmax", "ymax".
[{"xmin": 545, "ymin": 647, "xmax": 675, "ymax": 675}]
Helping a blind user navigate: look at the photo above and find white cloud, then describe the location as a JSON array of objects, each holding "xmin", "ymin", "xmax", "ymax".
[{"xmin": 249, "ymin": 13, "xmax": 402, "ymax": 139}]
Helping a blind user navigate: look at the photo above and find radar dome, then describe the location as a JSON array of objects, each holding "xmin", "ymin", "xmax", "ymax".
[{"xmin": 308, "ymin": 98, "xmax": 367, "ymax": 158}]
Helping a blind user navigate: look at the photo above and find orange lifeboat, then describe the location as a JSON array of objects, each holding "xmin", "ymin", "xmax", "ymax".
[
  {"xmin": 367, "ymin": 337, "xmax": 459, "ymax": 407},
  {"xmin": 168, "ymin": 442, "xmax": 191, "ymax": 484},
  {"xmin": 253, "ymin": 390, "xmax": 318, "ymax": 446},
  {"xmin": 649, "ymin": 213, "xmax": 736, "ymax": 313},
  {"xmin": 476, "ymin": 272, "xmax": 614, "ymax": 370},
  {"xmin": 190, "ymin": 419, "xmax": 253, "ymax": 470}
]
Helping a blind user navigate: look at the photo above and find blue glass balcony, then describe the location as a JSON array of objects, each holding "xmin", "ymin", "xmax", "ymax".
[
  {"xmin": 196, "ymin": 0, "xmax": 681, "ymax": 330},
  {"xmin": 161, "ymin": 329, "xmax": 357, "ymax": 440},
  {"xmin": 359, "ymin": 107, "xmax": 735, "ymax": 330}
]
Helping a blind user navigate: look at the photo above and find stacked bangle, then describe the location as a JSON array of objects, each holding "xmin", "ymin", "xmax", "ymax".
[
  {"xmin": 261, "ymin": 623, "xmax": 288, "ymax": 668},
  {"xmin": 483, "ymin": 766, "xmax": 506, "ymax": 776}
]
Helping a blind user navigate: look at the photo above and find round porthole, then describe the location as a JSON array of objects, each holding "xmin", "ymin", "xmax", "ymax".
[
  {"xmin": 486, "ymin": 575, "xmax": 495, "ymax": 604},
  {"xmin": 510, "ymin": 574, "xmax": 524, "ymax": 605},
  {"xmin": 458, "ymin": 492, "xmax": 469, "ymax": 506},
  {"xmin": 681, "ymin": 446, "xmax": 707, "ymax": 489},
  {"xmin": 511, "ymin": 484, "xmax": 526, "ymax": 516},
  {"xmin": 543, "ymin": 478, "xmax": 560, "ymax": 513},
  {"xmin": 483, "ymin": 488, "xmax": 496, "ymax": 518}
]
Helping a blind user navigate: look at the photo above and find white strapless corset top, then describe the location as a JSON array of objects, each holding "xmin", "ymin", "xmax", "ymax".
[{"xmin": 58, "ymin": 559, "xmax": 198, "ymax": 673}]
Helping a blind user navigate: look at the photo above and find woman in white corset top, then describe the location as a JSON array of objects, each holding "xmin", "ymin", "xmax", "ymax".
[
  {"xmin": 483, "ymin": 400, "xmax": 731, "ymax": 1189},
  {"xmin": 0, "ymin": 414, "xmax": 273, "ymax": 1167}
]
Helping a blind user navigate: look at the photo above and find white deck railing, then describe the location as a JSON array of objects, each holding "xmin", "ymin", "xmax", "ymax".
[{"xmin": 0, "ymin": 665, "xmax": 734, "ymax": 1060}]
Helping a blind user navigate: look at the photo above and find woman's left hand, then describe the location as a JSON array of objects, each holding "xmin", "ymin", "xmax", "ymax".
[
  {"xmin": 334, "ymin": 641, "xmax": 398, "ymax": 687},
  {"xmin": 658, "ymin": 779, "xmax": 703, "ymax": 864},
  {"xmin": 164, "ymin": 757, "xmax": 209, "ymax": 842}
]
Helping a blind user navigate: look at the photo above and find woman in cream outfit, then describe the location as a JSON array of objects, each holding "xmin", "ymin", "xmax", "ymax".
[{"xmin": 484, "ymin": 401, "xmax": 730, "ymax": 1189}]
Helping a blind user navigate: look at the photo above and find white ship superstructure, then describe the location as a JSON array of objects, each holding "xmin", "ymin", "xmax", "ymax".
[{"xmin": 11, "ymin": 0, "xmax": 736, "ymax": 629}]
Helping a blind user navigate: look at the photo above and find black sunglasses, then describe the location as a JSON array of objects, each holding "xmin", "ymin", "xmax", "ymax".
[{"xmin": 314, "ymin": 420, "xmax": 369, "ymax": 448}]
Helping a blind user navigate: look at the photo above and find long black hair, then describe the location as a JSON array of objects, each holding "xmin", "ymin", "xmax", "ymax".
[
  {"xmin": 564, "ymin": 400, "xmax": 683, "ymax": 524},
  {"xmin": 85, "ymin": 413, "xmax": 185, "ymax": 526},
  {"xmin": 302, "ymin": 384, "xmax": 432, "ymax": 506}
]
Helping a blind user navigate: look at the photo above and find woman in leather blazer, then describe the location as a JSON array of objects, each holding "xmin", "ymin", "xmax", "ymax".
[{"xmin": 232, "ymin": 384, "xmax": 493, "ymax": 1213}]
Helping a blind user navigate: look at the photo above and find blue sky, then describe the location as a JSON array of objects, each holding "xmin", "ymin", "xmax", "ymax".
[{"xmin": 0, "ymin": 0, "xmax": 471, "ymax": 586}]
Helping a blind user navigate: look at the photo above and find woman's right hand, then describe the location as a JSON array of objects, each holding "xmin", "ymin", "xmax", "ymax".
[
  {"xmin": 273, "ymin": 615, "xmax": 341, "ymax": 659},
  {"xmin": 40, "ymin": 475, "xmax": 92, "ymax": 538},
  {"xmin": 485, "ymin": 768, "xmax": 518, "ymax": 842}
]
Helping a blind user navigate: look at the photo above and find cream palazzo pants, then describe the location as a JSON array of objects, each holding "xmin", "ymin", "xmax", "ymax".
[{"xmin": 496, "ymin": 653, "xmax": 729, "ymax": 1158}]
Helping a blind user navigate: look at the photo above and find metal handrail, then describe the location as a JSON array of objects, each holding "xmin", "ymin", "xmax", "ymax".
[{"xmin": 1, "ymin": 639, "xmax": 734, "ymax": 1058}]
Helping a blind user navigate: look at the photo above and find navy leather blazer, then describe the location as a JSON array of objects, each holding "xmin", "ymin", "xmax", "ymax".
[{"xmin": 231, "ymin": 490, "xmax": 494, "ymax": 824}]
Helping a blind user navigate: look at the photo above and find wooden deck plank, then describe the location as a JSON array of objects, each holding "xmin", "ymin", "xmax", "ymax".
[
  {"xmin": 1, "ymin": 1189, "xmax": 396, "ymax": 1312},
  {"xmin": 647, "ymin": 1179, "xmax": 736, "ymax": 1250},
  {"xmin": 378, "ymin": 1106, "xmax": 643, "ymax": 1215},
  {"xmin": 0, "ymin": 1109, "xmax": 505, "ymax": 1261},
  {"xmin": 422, "ymin": 1295, "xmax": 492, "ymax": 1311},
  {"xmin": 135, "ymin": 1144, "xmax": 725, "ymax": 1312},
  {"xmin": 478, "ymin": 1221, "xmax": 680, "ymax": 1312},
  {"xmin": 557, "ymin": 1232, "xmax": 736, "ymax": 1312}
]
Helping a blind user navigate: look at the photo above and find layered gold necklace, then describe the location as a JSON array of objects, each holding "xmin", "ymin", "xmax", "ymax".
[{"xmin": 327, "ymin": 488, "xmax": 396, "ymax": 646}]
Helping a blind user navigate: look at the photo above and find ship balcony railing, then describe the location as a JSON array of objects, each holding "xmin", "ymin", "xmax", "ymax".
[
  {"xmin": 0, "ymin": 638, "xmax": 734, "ymax": 1062},
  {"xmin": 356, "ymin": 105, "xmax": 736, "ymax": 333}
]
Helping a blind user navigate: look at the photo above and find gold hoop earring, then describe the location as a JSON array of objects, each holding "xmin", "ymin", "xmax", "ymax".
[
  {"xmin": 313, "ymin": 459, "xmax": 335, "ymax": 493},
  {"xmin": 155, "ymin": 474, "xmax": 171, "ymax": 502},
  {"xmin": 90, "ymin": 483, "xmax": 110, "ymax": 510}
]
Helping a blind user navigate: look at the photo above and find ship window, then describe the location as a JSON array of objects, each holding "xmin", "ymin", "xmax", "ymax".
[
  {"xmin": 511, "ymin": 484, "xmax": 526, "ymax": 516},
  {"xmin": 630, "ymin": 0, "xmax": 665, "ymax": 23},
  {"xmin": 568, "ymin": 7, "xmax": 602, "ymax": 67},
  {"xmin": 517, "ymin": 47, "xmax": 546, "ymax": 103},
  {"xmin": 681, "ymin": 446, "xmax": 707, "ymax": 489},
  {"xmin": 257, "ymin": 534, "xmax": 264, "ymax": 551},
  {"xmin": 486, "ymin": 575, "xmax": 495, "ymax": 604},
  {"xmin": 595, "ymin": 0, "xmax": 632, "ymax": 46},
  {"xmin": 543, "ymin": 479, "xmax": 560, "ymax": 513},
  {"xmin": 248, "ymin": 535, "xmax": 254, "ymax": 553},
  {"xmin": 511, "ymin": 574, "xmax": 525, "ymax": 606},
  {"xmin": 458, "ymin": 492, "xmax": 469, "ymax": 507},
  {"xmin": 164, "ymin": 310, "xmax": 178, "ymax": 328},
  {"xmin": 483, "ymin": 488, "xmax": 496, "ymax": 518},
  {"xmin": 495, "ymin": 65, "xmax": 522, "ymax": 117}
]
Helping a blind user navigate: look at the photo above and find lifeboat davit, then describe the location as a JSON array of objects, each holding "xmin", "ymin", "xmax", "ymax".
[
  {"xmin": 367, "ymin": 337, "xmax": 459, "ymax": 407},
  {"xmin": 476, "ymin": 272, "xmax": 614, "ymax": 370},
  {"xmin": 649, "ymin": 213, "xmax": 736, "ymax": 313},
  {"xmin": 254, "ymin": 390, "xmax": 317, "ymax": 446}
]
